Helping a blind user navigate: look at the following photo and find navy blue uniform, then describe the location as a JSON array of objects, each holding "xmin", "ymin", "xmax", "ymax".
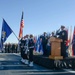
[
  {"xmin": 28, "ymin": 38, "xmax": 34, "ymax": 62},
  {"xmin": 20, "ymin": 39, "xmax": 25, "ymax": 59},
  {"xmin": 56, "ymin": 30, "xmax": 68, "ymax": 58},
  {"xmin": 40, "ymin": 35, "xmax": 48, "ymax": 56},
  {"xmin": 5, "ymin": 44, "xmax": 8, "ymax": 53},
  {"xmin": 23, "ymin": 39, "xmax": 28, "ymax": 59}
]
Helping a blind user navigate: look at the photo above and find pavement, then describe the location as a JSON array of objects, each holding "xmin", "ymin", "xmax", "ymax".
[{"xmin": 0, "ymin": 53, "xmax": 75, "ymax": 75}]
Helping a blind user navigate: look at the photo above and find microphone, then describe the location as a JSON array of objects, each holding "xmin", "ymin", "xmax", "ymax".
[{"xmin": 56, "ymin": 28, "xmax": 60, "ymax": 34}]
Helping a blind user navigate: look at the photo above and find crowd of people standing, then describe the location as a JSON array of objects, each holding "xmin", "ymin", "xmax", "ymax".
[
  {"xmin": 3, "ymin": 43, "xmax": 18, "ymax": 53},
  {"xmin": 2, "ymin": 25, "xmax": 68, "ymax": 67},
  {"xmin": 19, "ymin": 34, "xmax": 35, "ymax": 67}
]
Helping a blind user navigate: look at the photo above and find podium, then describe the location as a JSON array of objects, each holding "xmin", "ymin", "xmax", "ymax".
[{"xmin": 49, "ymin": 37, "xmax": 63, "ymax": 59}]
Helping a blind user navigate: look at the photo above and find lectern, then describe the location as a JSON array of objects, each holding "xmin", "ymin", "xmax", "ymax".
[{"xmin": 49, "ymin": 37, "xmax": 63, "ymax": 59}]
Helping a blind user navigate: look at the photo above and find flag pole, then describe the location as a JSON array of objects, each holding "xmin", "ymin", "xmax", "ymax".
[
  {"xmin": 12, "ymin": 30, "xmax": 19, "ymax": 41},
  {"xmin": 9, "ymin": 27, "xmax": 19, "ymax": 41}
]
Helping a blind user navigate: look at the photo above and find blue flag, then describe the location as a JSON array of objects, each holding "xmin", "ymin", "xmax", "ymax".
[
  {"xmin": 36, "ymin": 36, "xmax": 43, "ymax": 54},
  {"xmin": 1, "ymin": 19, "xmax": 12, "ymax": 43}
]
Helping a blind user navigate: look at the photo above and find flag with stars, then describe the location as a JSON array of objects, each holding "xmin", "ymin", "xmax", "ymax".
[
  {"xmin": 0, "ymin": 19, "xmax": 12, "ymax": 50},
  {"xmin": 19, "ymin": 11, "xmax": 24, "ymax": 39}
]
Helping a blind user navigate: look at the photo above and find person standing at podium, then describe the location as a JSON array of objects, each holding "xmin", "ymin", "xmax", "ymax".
[
  {"xmin": 51, "ymin": 32, "xmax": 56, "ymax": 37},
  {"xmin": 56, "ymin": 25, "xmax": 68, "ymax": 58}
]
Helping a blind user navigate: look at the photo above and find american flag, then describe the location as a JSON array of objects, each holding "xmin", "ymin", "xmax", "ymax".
[{"xmin": 19, "ymin": 12, "xmax": 24, "ymax": 38}]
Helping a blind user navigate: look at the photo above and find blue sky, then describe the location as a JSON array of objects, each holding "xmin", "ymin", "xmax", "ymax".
[{"xmin": 0, "ymin": 0, "xmax": 75, "ymax": 43}]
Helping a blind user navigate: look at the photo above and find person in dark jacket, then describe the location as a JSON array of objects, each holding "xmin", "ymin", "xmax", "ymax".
[
  {"xmin": 20, "ymin": 37, "xmax": 25, "ymax": 63},
  {"xmin": 12, "ymin": 43, "xmax": 15, "ymax": 53},
  {"xmin": 28, "ymin": 34, "xmax": 34, "ymax": 67},
  {"xmin": 40, "ymin": 32, "xmax": 48, "ymax": 56},
  {"xmin": 15, "ymin": 44, "xmax": 18, "ymax": 53},
  {"xmin": 23, "ymin": 35, "xmax": 29, "ymax": 65},
  {"xmin": 5, "ymin": 43, "xmax": 8, "ymax": 53},
  {"xmin": 8, "ymin": 43, "xmax": 11, "ymax": 53},
  {"xmin": 56, "ymin": 25, "xmax": 68, "ymax": 58},
  {"xmin": 51, "ymin": 32, "xmax": 56, "ymax": 37}
]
